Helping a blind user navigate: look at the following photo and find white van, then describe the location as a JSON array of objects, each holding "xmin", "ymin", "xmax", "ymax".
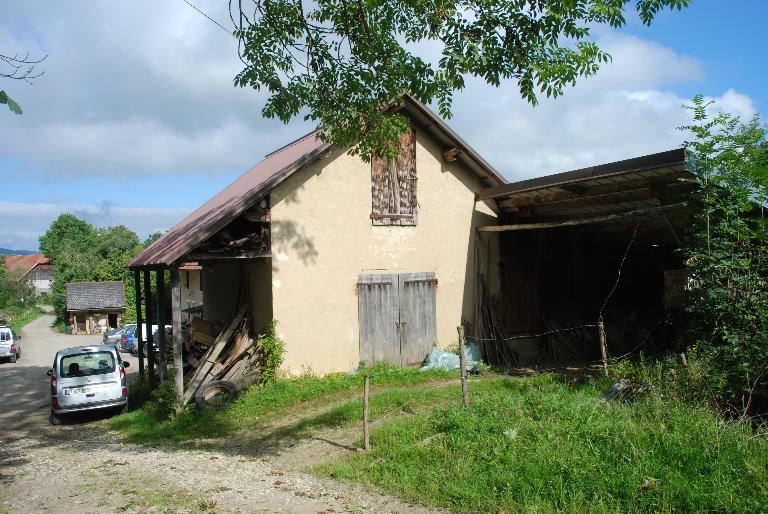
[{"xmin": 48, "ymin": 345, "xmax": 129, "ymax": 424}]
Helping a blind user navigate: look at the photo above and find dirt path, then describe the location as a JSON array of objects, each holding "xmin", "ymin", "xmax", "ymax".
[{"xmin": 0, "ymin": 308, "xmax": 435, "ymax": 513}]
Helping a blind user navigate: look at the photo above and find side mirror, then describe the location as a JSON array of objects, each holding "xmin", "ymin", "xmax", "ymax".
[
  {"xmin": 123, "ymin": 361, "xmax": 130, "ymax": 368},
  {"xmin": 46, "ymin": 369, "xmax": 52, "ymax": 376}
]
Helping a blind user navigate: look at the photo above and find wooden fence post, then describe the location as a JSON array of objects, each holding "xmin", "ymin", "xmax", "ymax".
[
  {"xmin": 363, "ymin": 374, "xmax": 370, "ymax": 451},
  {"xmin": 457, "ymin": 326, "xmax": 469, "ymax": 408},
  {"xmin": 598, "ymin": 319, "xmax": 609, "ymax": 377}
]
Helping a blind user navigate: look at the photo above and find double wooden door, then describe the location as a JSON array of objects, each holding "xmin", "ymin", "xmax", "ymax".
[{"xmin": 358, "ymin": 272, "xmax": 437, "ymax": 366}]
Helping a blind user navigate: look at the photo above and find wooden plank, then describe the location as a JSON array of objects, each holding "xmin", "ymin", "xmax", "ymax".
[
  {"xmin": 191, "ymin": 318, "xmax": 216, "ymax": 335},
  {"xmin": 478, "ymin": 202, "xmax": 688, "ymax": 232},
  {"xmin": 183, "ymin": 303, "xmax": 250, "ymax": 404},
  {"xmin": 398, "ymin": 272, "xmax": 437, "ymax": 366},
  {"xmin": 358, "ymin": 274, "xmax": 399, "ymax": 366}
]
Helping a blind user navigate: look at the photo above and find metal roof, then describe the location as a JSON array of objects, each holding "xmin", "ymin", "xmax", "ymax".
[
  {"xmin": 66, "ymin": 281, "xmax": 126, "ymax": 311},
  {"xmin": 479, "ymin": 149, "xmax": 686, "ymax": 202},
  {"xmin": 476, "ymin": 148, "xmax": 691, "ymax": 227},
  {"xmin": 129, "ymin": 95, "xmax": 506, "ymax": 269}
]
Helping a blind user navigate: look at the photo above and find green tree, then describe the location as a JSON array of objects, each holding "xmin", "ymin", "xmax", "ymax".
[
  {"xmin": 40, "ymin": 214, "xmax": 98, "ymax": 261},
  {"xmin": 233, "ymin": 0, "xmax": 690, "ymax": 160},
  {"xmin": 681, "ymin": 95, "xmax": 768, "ymax": 414},
  {"xmin": 0, "ymin": 257, "xmax": 9, "ymax": 308}
]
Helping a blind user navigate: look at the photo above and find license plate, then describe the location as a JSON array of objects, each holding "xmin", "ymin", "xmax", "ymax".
[{"xmin": 64, "ymin": 387, "xmax": 92, "ymax": 396}]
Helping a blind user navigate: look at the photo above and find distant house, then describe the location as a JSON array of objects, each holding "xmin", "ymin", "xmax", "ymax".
[
  {"xmin": 66, "ymin": 281, "xmax": 126, "ymax": 334},
  {"xmin": 4, "ymin": 253, "xmax": 54, "ymax": 297}
]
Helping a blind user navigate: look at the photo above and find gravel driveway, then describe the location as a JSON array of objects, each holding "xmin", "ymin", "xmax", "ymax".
[{"xmin": 0, "ymin": 307, "xmax": 433, "ymax": 514}]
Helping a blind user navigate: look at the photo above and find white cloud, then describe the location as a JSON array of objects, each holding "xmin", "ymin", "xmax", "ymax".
[
  {"xmin": 448, "ymin": 35, "xmax": 757, "ymax": 181},
  {"xmin": 0, "ymin": 201, "xmax": 190, "ymax": 250}
]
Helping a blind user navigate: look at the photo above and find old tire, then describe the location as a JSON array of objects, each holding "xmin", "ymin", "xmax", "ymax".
[
  {"xmin": 195, "ymin": 380, "xmax": 240, "ymax": 410},
  {"xmin": 49, "ymin": 410, "xmax": 62, "ymax": 425}
]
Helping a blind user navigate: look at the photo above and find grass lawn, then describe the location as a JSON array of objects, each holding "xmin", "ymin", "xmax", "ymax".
[
  {"xmin": 110, "ymin": 366, "xmax": 768, "ymax": 512},
  {"xmin": 318, "ymin": 374, "xmax": 768, "ymax": 513}
]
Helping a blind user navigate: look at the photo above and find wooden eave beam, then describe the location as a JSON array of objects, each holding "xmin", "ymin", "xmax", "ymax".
[
  {"xmin": 186, "ymin": 251, "xmax": 272, "ymax": 261},
  {"xmin": 479, "ymin": 202, "xmax": 689, "ymax": 232},
  {"xmin": 497, "ymin": 172, "xmax": 688, "ymax": 211}
]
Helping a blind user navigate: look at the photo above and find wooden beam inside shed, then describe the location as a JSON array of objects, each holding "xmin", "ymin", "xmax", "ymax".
[{"xmin": 478, "ymin": 202, "xmax": 688, "ymax": 232}]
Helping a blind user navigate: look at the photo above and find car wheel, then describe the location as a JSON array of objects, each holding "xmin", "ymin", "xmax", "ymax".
[
  {"xmin": 49, "ymin": 410, "xmax": 62, "ymax": 425},
  {"xmin": 9, "ymin": 353, "xmax": 16, "ymax": 363}
]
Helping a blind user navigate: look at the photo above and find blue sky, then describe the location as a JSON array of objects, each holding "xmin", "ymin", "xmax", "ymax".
[{"xmin": 0, "ymin": 0, "xmax": 764, "ymax": 250}]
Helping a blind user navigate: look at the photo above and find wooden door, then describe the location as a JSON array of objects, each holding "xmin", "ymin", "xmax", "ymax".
[
  {"xmin": 398, "ymin": 272, "xmax": 437, "ymax": 366},
  {"xmin": 358, "ymin": 274, "xmax": 399, "ymax": 365},
  {"xmin": 358, "ymin": 272, "xmax": 437, "ymax": 366}
]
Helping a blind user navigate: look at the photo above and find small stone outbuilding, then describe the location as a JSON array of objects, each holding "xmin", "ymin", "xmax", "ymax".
[{"xmin": 66, "ymin": 281, "xmax": 126, "ymax": 334}]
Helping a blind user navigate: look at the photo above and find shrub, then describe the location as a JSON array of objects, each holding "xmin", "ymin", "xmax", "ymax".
[
  {"xmin": 680, "ymin": 96, "xmax": 768, "ymax": 415},
  {"xmin": 144, "ymin": 372, "xmax": 180, "ymax": 421},
  {"xmin": 259, "ymin": 320, "xmax": 285, "ymax": 385}
]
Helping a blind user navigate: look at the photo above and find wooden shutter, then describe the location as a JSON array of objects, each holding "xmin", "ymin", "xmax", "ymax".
[{"xmin": 371, "ymin": 128, "xmax": 417, "ymax": 226}]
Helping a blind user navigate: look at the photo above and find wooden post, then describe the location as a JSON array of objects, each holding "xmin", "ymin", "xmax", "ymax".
[
  {"xmin": 171, "ymin": 269, "xmax": 184, "ymax": 403},
  {"xmin": 143, "ymin": 270, "xmax": 156, "ymax": 387},
  {"xmin": 363, "ymin": 374, "xmax": 370, "ymax": 451},
  {"xmin": 457, "ymin": 326, "xmax": 469, "ymax": 408},
  {"xmin": 157, "ymin": 269, "xmax": 168, "ymax": 382},
  {"xmin": 133, "ymin": 270, "xmax": 144, "ymax": 378},
  {"xmin": 598, "ymin": 318, "xmax": 609, "ymax": 377},
  {"xmin": 680, "ymin": 352, "xmax": 692, "ymax": 391}
]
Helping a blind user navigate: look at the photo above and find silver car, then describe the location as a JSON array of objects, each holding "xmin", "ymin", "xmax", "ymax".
[
  {"xmin": 102, "ymin": 324, "xmax": 136, "ymax": 346},
  {"xmin": 48, "ymin": 345, "xmax": 130, "ymax": 425},
  {"xmin": 0, "ymin": 325, "xmax": 21, "ymax": 363}
]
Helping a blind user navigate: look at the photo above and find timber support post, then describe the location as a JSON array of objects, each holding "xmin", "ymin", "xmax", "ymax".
[
  {"xmin": 143, "ymin": 270, "xmax": 156, "ymax": 388},
  {"xmin": 598, "ymin": 318, "xmax": 609, "ymax": 377},
  {"xmin": 457, "ymin": 326, "xmax": 469, "ymax": 408},
  {"xmin": 157, "ymin": 269, "xmax": 168, "ymax": 382},
  {"xmin": 133, "ymin": 270, "xmax": 144, "ymax": 378},
  {"xmin": 171, "ymin": 269, "xmax": 184, "ymax": 403},
  {"xmin": 363, "ymin": 374, "xmax": 370, "ymax": 451}
]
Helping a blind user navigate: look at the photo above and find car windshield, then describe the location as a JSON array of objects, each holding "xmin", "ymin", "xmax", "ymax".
[
  {"xmin": 0, "ymin": 329, "xmax": 10, "ymax": 342},
  {"xmin": 60, "ymin": 351, "xmax": 116, "ymax": 378}
]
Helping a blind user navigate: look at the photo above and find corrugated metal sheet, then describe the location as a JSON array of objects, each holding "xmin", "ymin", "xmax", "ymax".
[{"xmin": 129, "ymin": 95, "xmax": 506, "ymax": 269}]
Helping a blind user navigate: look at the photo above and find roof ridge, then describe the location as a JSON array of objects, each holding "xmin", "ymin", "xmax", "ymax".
[{"xmin": 264, "ymin": 130, "xmax": 318, "ymax": 159}]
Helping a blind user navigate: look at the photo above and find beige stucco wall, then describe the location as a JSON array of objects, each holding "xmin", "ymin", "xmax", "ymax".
[{"xmin": 269, "ymin": 127, "xmax": 499, "ymax": 374}]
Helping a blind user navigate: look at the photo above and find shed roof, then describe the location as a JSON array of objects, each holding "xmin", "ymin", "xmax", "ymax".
[
  {"xmin": 129, "ymin": 95, "xmax": 505, "ymax": 269},
  {"xmin": 4, "ymin": 253, "xmax": 51, "ymax": 278},
  {"xmin": 66, "ymin": 281, "xmax": 126, "ymax": 311}
]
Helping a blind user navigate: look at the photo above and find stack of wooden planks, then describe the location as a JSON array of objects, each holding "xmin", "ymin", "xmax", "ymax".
[{"xmin": 183, "ymin": 303, "xmax": 263, "ymax": 406}]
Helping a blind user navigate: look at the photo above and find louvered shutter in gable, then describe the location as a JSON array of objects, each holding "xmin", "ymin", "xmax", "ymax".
[{"xmin": 371, "ymin": 128, "xmax": 417, "ymax": 226}]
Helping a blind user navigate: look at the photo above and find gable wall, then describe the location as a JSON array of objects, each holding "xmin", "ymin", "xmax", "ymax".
[{"xmin": 265, "ymin": 126, "xmax": 499, "ymax": 374}]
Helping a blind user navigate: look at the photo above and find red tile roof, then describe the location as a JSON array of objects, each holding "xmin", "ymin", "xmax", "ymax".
[{"xmin": 4, "ymin": 253, "xmax": 51, "ymax": 277}]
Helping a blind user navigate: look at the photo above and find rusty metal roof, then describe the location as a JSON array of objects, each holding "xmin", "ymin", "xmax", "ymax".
[
  {"xmin": 129, "ymin": 131, "xmax": 330, "ymax": 269},
  {"xmin": 129, "ymin": 95, "xmax": 506, "ymax": 269}
]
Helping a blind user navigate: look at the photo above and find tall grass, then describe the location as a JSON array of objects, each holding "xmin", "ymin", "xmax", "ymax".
[{"xmin": 319, "ymin": 374, "xmax": 768, "ymax": 513}]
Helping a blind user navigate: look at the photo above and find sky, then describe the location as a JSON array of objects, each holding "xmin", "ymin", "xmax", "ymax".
[{"xmin": 0, "ymin": 0, "xmax": 764, "ymax": 251}]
